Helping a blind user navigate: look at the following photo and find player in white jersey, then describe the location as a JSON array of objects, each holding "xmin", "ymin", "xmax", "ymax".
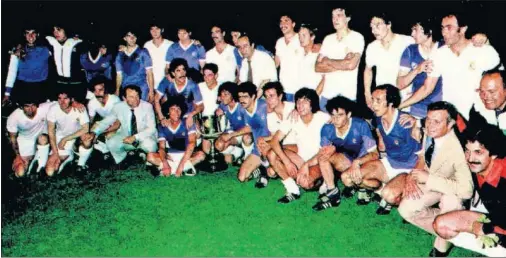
[
  {"xmin": 83, "ymin": 76, "xmax": 121, "ymax": 167},
  {"xmin": 364, "ymin": 12, "xmax": 415, "ymax": 109},
  {"xmin": 143, "ymin": 21, "xmax": 173, "ymax": 89},
  {"xmin": 7, "ymin": 95, "xmax": 52, "ymax": 177},
  {"xmin": 269, "ymin": 88, "xmax": 330, "ymax": 203},
  {"xmin": 206, "ymin": 25, "xmax": 237, "ymax": 85},
  {"xmin": 199, "ymin": 63, "xmax": 221, "ymax": 155},
  {"xmin": 298, "ymin": 23, "xmax": 324, "ymax": 97},
  {"xmin": 45, "ymin": 87, "xmax": 90, "ymax": 176},
  {"xmin": 275, "ymin": 14, "xmax": 305, "ymax": 102},
  {"xmin": 316, "ymin": 7, "xmax": 365, "ymax": 107}
]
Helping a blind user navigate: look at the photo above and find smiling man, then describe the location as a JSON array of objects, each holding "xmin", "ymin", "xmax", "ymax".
[{"xmin": 205, "ymin": 25, "xmax": 237, "ymax": 85}]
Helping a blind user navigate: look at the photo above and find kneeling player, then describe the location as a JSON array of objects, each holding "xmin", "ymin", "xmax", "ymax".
[
  {"xmin": 147, "ymin": 95, "xmax": 205, "ymax": 176},
  {"xmin": 269, "ymin": 88, "xmax": 330, "ymax": 203},
  {"xmin": 46, "ymin": 87, "xmax": 90, "ymax": 176},
  {"xmin": 341, "ymin": 84, "xmax": 421, "ymax": 214},
  {"xmin": 311, "ymin": 96, "xmax": 379, "ymax": 211},
  {"xmin": 7, "ymin": 94, "xmax": 52, "ymax": 177}
]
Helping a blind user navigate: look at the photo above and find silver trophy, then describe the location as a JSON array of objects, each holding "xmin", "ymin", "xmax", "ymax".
[{"xmin": 199, "ymin": 115, "xmax": 228, "ymax": 172}]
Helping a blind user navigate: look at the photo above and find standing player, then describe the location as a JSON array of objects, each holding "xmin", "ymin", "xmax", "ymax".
[
  {"xmin": 311, "ymin": 96, "xmax": 379, "ymax": 211},
  {"xmin": 206, "ymin": 25, "xmax": 237, "ymax": 85},
  {"xmin": 7, "ymin": 94, "xmax": 53, "ymax": 177},
  {"xmin": 115, "ymin": 29, "xmax": 155, "ymax": 102},
  {"xmin": 80, "ymin": 40, "xmax": 113, "ymax": 83},
  {"xmin": 143, "ymin": 21, "xmax": 173, "ymax": 90},
  {"xmin": 297, "ymin": 23, "xmax": 324, "ymax": 97},
  {"xmin": 165, "ymin": 27, "xmax": 206, "ymax": 83}
]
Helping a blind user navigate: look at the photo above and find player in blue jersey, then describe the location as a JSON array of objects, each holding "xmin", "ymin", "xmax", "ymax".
[
  {"xmin": 342, "ymin": 84, "xmax": 422, "ymax": 215},
  {"xmin": 212, "ymin": 82, "xmax": 251, "ymax": 164},
  {"xmin": 397, "ymin": 18, "xmax": 443, "ymax": 118},
  {"xmin": 147, "ymin": 95, "xmax": 205, "ymax": 177},
  {"xmin": 310, "ymin": 96, "xmax": 379, "ymax": 211},
  {"xmin": 155, "ymin": 58, "xmax": 204, "ymax": 131},
  {"xmin": 115, "ymin": 29, "xmax": 155, "ymax": 103},
  {"xmin": 3, "ymin": 25, "xmax": 52, "ymax": 105},
  {"xmin": 80, "ymin": 39, "xmax": 113, "ymax": 83},
  {"xmin": 165, "ymin": 27, "xmax": 206, "ymax": 83},
  {"xmin": 220, "ymin": 82, "xmax": 270, "ymax": 185}
]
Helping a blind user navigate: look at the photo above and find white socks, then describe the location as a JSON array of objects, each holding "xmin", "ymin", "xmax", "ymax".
[
  {"xmin": 242, "ymin": 143, "xmax": 254, "ymax": 158},
  {"xmin": 58, "ymin": 154, "xmax": 74, "ymax": 173},
  {"xmin": 94, "ymin": 141, "xmax": 109, "ymax": 153},
  {"xmin": 36, "ymin": 144, "xmax": 50, "ymax": 172},
  {"xmin": 222, "ymin": 145, "xmax": 244, "ymax": 160},
  {"xmin": 282, "ymin": 178, "xmax": 300, "ymax": 195},
  {"xmin": 77, "ymin": 146, "xmax": 93, "ymax": 166},
  {"xmin": 319, "ymin": 182, "xmax": 328, "ymax": 195}
]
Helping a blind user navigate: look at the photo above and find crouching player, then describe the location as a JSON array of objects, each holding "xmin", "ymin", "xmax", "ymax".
[
  {"xmin": 7, "ymin": 94, "xmax": 52, "ymax": 177},
  {"xmin": 212, "ymin": 82, "xmax": 249, "ymax": 165},
  {"xmin": 269, "ymin": 88, "xmax": 330, "ymax": 203},
  {"xmin": 311, "ymin": 96, "xmax": 379, "ymax": 211},
  {"xmin": 147, "ymin": 95, "xmax": 205, "ymax": 176}
]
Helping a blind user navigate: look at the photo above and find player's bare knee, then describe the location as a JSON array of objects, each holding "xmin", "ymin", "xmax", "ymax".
[
  {"xmin": 382, "ymin": 187, "xmax": 400, "ymax": 205},
  {"xmin": 215, "ymin": 139, "xmax": 225, "ymax": 152},
  {"xmin": 15, "ymin": 167, "xmax": 26, "ymax": 178},
  {"xmin": 237, "ymin": 167, "xmax": 249, "ymax": 182},
  {"xmin": 433, "ymin": 215, "xmax": 454, "ymax": 239},
  {"xmin": 46, "ymin": 167, "xmax": 56, "ymax": 177},
  {"xmin": 340, "ymin": 172, "xmax": 352, "ymax": 187},
  {"xmin": 37, "ymin": 134, "xmax": 49, "ymax": 145}
]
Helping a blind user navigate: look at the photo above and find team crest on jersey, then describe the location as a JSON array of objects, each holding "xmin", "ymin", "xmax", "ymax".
[
  {"xmin": 191, "ymin": 51, "xmax": 197, "ymax": 57},
  {"xmin": 352, "ymin": 138, "xmax": 357, "ymax": 144},
  {"xmin": 469, "ymin": 61, "xmax": 476, "ymax": 70},
  {"xmin": 394, "ymin": 139, "xmax": 399, "ymax": 145},
  {"xmin": 411, "ymin": 62, "xmax": 418, "ymax": 69},
  {"xmin": 135, "ymin": 57, "xmax": 141, "ymax": 62},
  {"xmin": 182, "ymin": 132, "xmax": 185, "ymax": 136},
  {"xmin": 237, "ymin": 116, "xmax": 242, "ymax": 120},
  {"xmin": 101, "ymin": 63, "xmax": 108, "ymax": 68}
]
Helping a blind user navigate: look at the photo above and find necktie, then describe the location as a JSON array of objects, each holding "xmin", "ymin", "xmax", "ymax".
[
  {"xmin": 247, "ymin": 59, "xmax": 253, "ymax": 83},
  {"xmin": 130, "ymin": 109, "xmax": 138, "ymax": 136},
  {"xmin": 425, "ymin": 137, "xmax": 435, "ymax": 168}
]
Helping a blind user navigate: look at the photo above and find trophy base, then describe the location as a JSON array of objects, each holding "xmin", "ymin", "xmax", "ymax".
[{"xmin": 197, "ymin": 153, "xmax": 228, "ymax": 173}]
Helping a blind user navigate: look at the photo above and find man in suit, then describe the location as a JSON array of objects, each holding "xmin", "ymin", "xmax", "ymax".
[
  {"xmin": 395, "ymin": 101, "xmax": 474, "ymax": 257},
  {"xmin": 86, "ymin": 85, "xmax": 157, "ymax": 169}
]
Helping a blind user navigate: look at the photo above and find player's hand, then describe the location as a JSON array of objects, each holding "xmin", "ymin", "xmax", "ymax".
[
  {"xmin": 399, "ymin": 113, "xmax": 416, "ymax": 128},
  {"xmin": 215, "ymin": 108, "xmax": 224, "ymax": 116},
  {"xmin": 71, "ymin": 101, "xmax": 86, "ymax": 113},
  {"xmin": 365, "ymin": 94, "xmax": 373, "ymax": 110},
  {"xmin": 194, "ymin": 40, "xmax": 202, "ymax": 46},
  {"xmin": 472, "ymin": 33, "xmax": 488, "ymax": 47},
  {"xmin": 185, "ymin": 115, "xmax": 194, "ymax": 129},
  {"xmin": 123, "ymin": 135, "xmax": 136, "ymax": 145},
  {"xmin": 403, "ymin": 174, "xmax": 423, "ymax": 200},
  {"xmin": 50, "ymin": 153, "xmax": 61, "ymax": 169},
  {"xmin": 118, "ymin": 45, "xmax": 126, "ymax": 52},
  {"xmin": 411, "ymin": 169, "xmax": 429, "ymax": 183},
  {"xmin": 2, "ymin": 96, "xmax": 10, "ymax": 106},
  {"xmin": 174, "ymin": 166, "xmax": 184, "ymax": 177},
  {"xmin": 220, "ymin": 133, "xmax": 232, "ymax": 142},
  {"xmin": 115, "ymin": 89, "xmax": 120, "ymax": 96},
  {"xmin": 477, "ymin": 234, "xmax": 500, "ymax": 249},
  {"xmin": 414, "ymin": 60, "xmax": 433, "ymax": 74},
  {"xmin": 99, "ymin": 46, "xmax": 107, "ymax": 55},
  {"xmin": 285, "ymin": 161, "xmax": 298, "ymax": 178},
  {"xmin": 288, "ymin": 109, "xmax": 300, "ymax": 123},
  {"xmin": 160, "ymin": 117, "xmax": 170, "ymax": 127},
  {"xmin": 311, "ymin": 43, "xmax": 321, "ymax": 53},
  {"xmin": 257, "ymin": 137, "xmax": 270, "ymax": 155},
  {"xmin": 350, "ymin": 165, "xmax": 363, "ymax": 185},
  {"xmin": 319, "ymin": 145, "xmax": 336, "ymax": 162},
  {"xmin": 161, "ymin": 161, "xmax": 171, "ymax": 177},
  {"xmin": 57, "ymin": 138, "xmax": 68, "ymax": 150},
  {"xmin": 148, "ymin": 90, "xmax": 155, "ymax": 103},
  {"xmin": 296, "ymin": 164, "xmax": 311, "ymax": 187}
]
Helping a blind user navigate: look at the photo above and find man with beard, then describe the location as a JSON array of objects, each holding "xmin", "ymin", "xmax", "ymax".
[
  {"xmin": 206, "ymin": 25, "xmax": 237, "ymax": 85},
  {"xmin": 3, "ymin": 25, "xmax": 52, "ymax": 105},
  {"xmin": 155, "ymin": 58, "xmax": 204, "ymax": 130},
  {"xmin": 7, "ymin": 94, "xmax": 53, "ymax": 177},
  {"xmin": 269, "ymin": 88, "xmax": 330, "ymax": 203},
  {"xmin": 432, "ymin": 125, "xmax": 506, "ymax": 257},
  {"xmin": 143, "ymin": 21, "xmax": 173, "ymax": 90},
  {"xmin": 115, "ymin": 29, "xmax": 155, "ymax": 103}
]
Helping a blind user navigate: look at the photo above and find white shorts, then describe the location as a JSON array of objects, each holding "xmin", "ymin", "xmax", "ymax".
[
  {"xmin": 17, "ymin": 137, "xmax": 37, "ymax": 157},
  {"xmin": 380, "ymin": 158, "xmax": 411, "ymax": 181},
  {"xmin": 49, "ymin": 136, "xmax": 76, "ymax": 156},
  {"xmin": 165, "ymin": 151, "xmax": 194, "ymax": 174}
]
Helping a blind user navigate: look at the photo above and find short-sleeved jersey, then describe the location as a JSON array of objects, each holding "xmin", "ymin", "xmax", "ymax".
[
  {"xmin": 87, "ymin": 94, "xmax": 121, "ymax": 119},
  {"xmin": 80, "ymin": 53, "xmax": 113, "ymax": 82},
  {"xmin": 219, "ymin": 103, "xmax": 246, "ymax": 132},
  {"xmin": 376, "ymin": 110, "xmax": 421, "ymax": 169},
  {"xmin": 205, "ymin": 44, "xmax": 237, "ymax": 84},
  {"xmin": 144, "ymin": 39, "xmax": 173, "ymax": 88},
  {"xmin": 280, "ymin": 111, "xmax": 330, "ymax": 161},
  {"xmin": 320, "ymin": 117, "xmax": 377, "ymax": 161},
  {"xmin": 115, "ymin": 46, "xmax": 153, "ymax": 89},
  {"xmin": 165, "ymin": 41, "xmax": 206, "ymax": 70},
  {"xmin": 7, "ymin": 102, "xmax": 55, "ymax": 139},
  {"xmin": 240, "ymin": 98, "xmax": 270, "ymax": 140},
  {"xmin": 157, "ymin": 77, "xmax": 203, "ymax": 114},
  {"xmin": 267, "ymin": 101, "xmax": 296, "ymax": 145},
  {"xmin": 47, "ymin": 103, "xmax": 90, "ymax": 139},
  {"xmin": 276, "ymin": 35, "xmax": 305, "ymax": 95},
  {"xmin": 157, "ymin": 120, "xmax": 197, "ymax": 152},
  {"xmin": 399, "ymin": 43, "xmax": 443, "ymax": 118}
]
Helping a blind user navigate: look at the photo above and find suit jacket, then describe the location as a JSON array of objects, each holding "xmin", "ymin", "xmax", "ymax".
[
  {"xmin": 423, "ymin": 130, "xmax": 474, "ymax": 199},
  {"xmin": 93, "ymin": 100, "xmax": 156, "ymax": 141}
]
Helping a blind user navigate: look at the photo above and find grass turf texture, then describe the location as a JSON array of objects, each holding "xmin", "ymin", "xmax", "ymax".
[{"xmin": 2, "ymin": 165, "xmax": 480, "ymax": 256}]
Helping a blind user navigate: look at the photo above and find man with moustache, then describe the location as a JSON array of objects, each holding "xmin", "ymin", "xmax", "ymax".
[
  {"xmin": 469, "ymin": 69, "xmax": 506, "ymax": 135},
  {"xmin": 399, "ymin": 12, "xmax": 501, "ymax": 122},
  {"xmin": 364, "ymin": 12, "xmax": 414, "ymax": 109},
  {"xmin": 432, "ymin": 125, "xmax": 506, "ymax": 257},
  {"xmin": 206, "ymin": 25, "xmax": 237, "ymax": 85},
  {"xmin": 275, "ymin": 14, "xmax": 304, "ymax": 102},
  {"xmin": 143, "ymin": 21, "xmax": 173, "ymax": 90},
  {"xmin": 316, "ymin": 7, "xmax": 365, "ymax": 108},
  {"xmin": 165, "ymin": 27, "xmax": 206, "ymax": 83},
  {"xmin": 115, "ymin": 29, "xmax": 155, "ymax": 103}
]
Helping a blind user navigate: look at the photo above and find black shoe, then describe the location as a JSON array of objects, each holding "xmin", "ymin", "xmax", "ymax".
[
  {"xmin": 233, "ymin": 157, "xmax": 243, "ymax": 166},
  {"xmin": 147, "ymin": 165, "xmax": 160, "ymax": 177},
  {"xmin": 356, "ymin": 189, "xmax": 371, "ymax": 205},
  {"xmin": 428, "ymin": 248, "xmax": 449, "ymax": 257},
  {"xmin": 375, "ymin": 205, "xmax": 392, "ymax": 215},
  {"xmin": 75, "ymin": 165, "xmax": 88, "ymax": 174},
  {"xmin": 277, "ymin": 193, "xmax": 301, "ymax": 204},
  {"xmin": 371, "ymin": 192, "xmax": 382, "ymax": 203},
  {"xmin": 402, "ymin": 219, "xmax": 409, "ymax": 224},
  {"xmin": 342, "ymin": 187, "xmax": 356, "ymax": 198},
  {"xmin": 312, "ymin": 194, "xmax": 341, "ymax": 211},
  {"xmin": 249, "ymin": 168, "xmax": 261, "ymax": 180},
  {"xmin": 255, "ymin": 176, "xmax": 268, "ymax": 188}
]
